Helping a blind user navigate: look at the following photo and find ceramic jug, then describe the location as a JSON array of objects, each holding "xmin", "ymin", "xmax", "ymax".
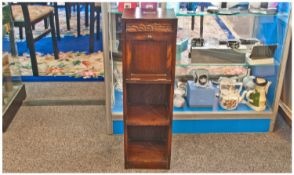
[
  {"xmin": 218, "ymin": 77, "xmax": 246, "ymax": 110},
  {"xmin": 243, "ymin": 77, "xmax": 271, "ymax": 111}
]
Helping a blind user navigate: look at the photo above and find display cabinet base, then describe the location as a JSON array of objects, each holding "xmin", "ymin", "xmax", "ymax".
[
  {"xmin": 246, "ymin": 102, "xmax": 267, "ymax": 112},
  {"xmin": 3, "ymin": 85, "xmax": 26, "ymax": 132},
  {"xmin": 113, "ymin": 118, "xmax": 271, "ymax": 134}
]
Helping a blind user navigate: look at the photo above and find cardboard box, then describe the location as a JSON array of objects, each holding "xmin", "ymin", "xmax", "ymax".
[
  {"xmin": 140, "ymin": 2, "xmax": 157, "ymax": 9},
  {"xmin": 186, "ymin": 81, "xmax": 215, "ymax": 107}
]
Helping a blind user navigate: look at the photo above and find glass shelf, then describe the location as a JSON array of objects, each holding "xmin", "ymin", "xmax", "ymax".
[
  {"xmin": 176, "ymin": 11, "xmax": 289, "ymax": 17},
  {"xmin": 112, "ymin": 89, "xmax": 272, "ymax": 114},
  {"xmin": 176, "ymin": 63, "xmax": 248, "ymax": 67},
  {"xmin": 176, "ymin": 61, "xmax": 279, "ymax": 67},
  {"xmin": 109, "ymin": 8, "xmax": 289, "ymax": 18}
]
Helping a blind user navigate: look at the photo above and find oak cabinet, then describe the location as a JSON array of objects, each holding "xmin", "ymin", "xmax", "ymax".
[{"xmin": 122, "ymin": 8, "xmax": 177, "ymax": 169}]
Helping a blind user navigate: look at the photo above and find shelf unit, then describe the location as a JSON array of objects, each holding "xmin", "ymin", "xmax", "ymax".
[
  {"xmin": 101, "ymin": 2, "xmax": 292, "ymax": 135},
  {"xmin": 122, "ymin": 8, "xmax": 177, "ymax": 169}
]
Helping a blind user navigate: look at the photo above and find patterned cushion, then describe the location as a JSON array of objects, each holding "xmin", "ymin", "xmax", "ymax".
[{"xmin": 11, "ymin": 5, "xmax": 53, "ymax": 22}]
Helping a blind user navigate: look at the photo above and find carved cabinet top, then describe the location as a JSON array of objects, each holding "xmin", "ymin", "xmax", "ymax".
[{"xmin": 126, "ymin": 22, "xmax": 173, "ymax": 32}]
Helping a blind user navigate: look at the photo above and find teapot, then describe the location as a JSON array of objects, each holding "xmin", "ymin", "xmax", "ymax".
[
  {"xmin": 243, "ymin": 77, "xmax": 271, "ymax": 111},
  {"xmin": 218, "ymin": 77, "xmax": 246, "ymax": 110}
]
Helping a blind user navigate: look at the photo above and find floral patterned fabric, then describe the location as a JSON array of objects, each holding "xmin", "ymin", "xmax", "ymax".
[{"xmin": 6, "ymin": 52, "xmax": 104, "ymax": 78}]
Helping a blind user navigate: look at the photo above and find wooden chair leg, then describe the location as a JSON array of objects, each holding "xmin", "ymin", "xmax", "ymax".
[
  {"xmin": 69, "ymin": 4, "xmax": 72, "ymax": 17},
  {"xmin": 54, "ymin": 2, "xmax": 60, "ymax": 40},
  {"xmin": 44, "ymin": 18, "xmax": 48, "ymax": 29},
  {"xmin": 21, "ymin": 4, "xmax": 39, "ymax": 76},
  {"xmin": 49, "ymin": 13, "xmax": 59, "ymax": 60},
  {"xmin": 65, "ymin": 3, "xmax": 71, "ymax": 30},
  {"xmin": 77, "ymin": 3, "xmax": 81, "ymax": 36},
  {"xmin": 85, "ymin": 3, "xmax": 89, "ymax": 27},
  {"xmin": 89, "ymin": 3, "xmax": 95, "ymax": 53},
  {"xmin": 96, "ymin": 8, "xmax": 101, "ymax": 40},
  {"xmin": 19, "ymin": 27, "xmax": 24, "ymax": 39},
  {"xmin": 9, "ymin": 24, "xmax": 17, "ymax": 57}
]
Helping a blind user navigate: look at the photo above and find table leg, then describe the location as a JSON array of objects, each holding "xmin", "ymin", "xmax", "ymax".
[
  {"xmin": 19, "ymin": 27, "xmax": 23, "ymax": 39},
  {"xmin": 85, "ymin": 3, "xmax": 89, "ymax": 27},
  {"xmin": 77, "ymin": 3, "xmax": 81, "ymax": 36},
  {"xmin": 49, "ymin": 13, "xmax": 59, "ymax": 60},
  {"xmin": 89, "ymin": 3, "xmax": 95, "ymax": 53},
  {"xmin": 200, "ymin": 4, "xmax": 204, "ymax": 39},
  {"xmin": 191, "ymin": 16, "xmax": 195, "ymax": 30},
  {"xmin": 44, "ymin": 18, "xmax": 48, "ymax": 29},
  {"xmin": 96, "ymin": 7, "xmax": 101, "ymax": 40},
  {"xmin": 65, "ymin": 3, "xmax": 71, "ymax": 30},
  {"xmin": 54, "ymin": 2, "xmax": 60, "ymax": 40}
]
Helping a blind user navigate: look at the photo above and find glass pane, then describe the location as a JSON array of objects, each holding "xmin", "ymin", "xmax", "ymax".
[
  {"xmin": 109, "ymin": 2, "xmax": 291, "ymax": 114},
  {"xmin": 251, "ymin": 2, "xmax": 291, "ymax": 109},
  {"xmin": 2, "ymin": 4, "xmax": 23, "ymax": 111},
  {"xmin": 174, "ymin": 2, "xmax": 291, "ymax": 113}
]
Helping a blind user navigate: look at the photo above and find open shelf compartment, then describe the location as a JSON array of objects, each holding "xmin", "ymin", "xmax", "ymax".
[
  {"xmin": 126, "ymin": 105, "xmax": 169, "ymax": 126},
  {"xmin": 126, "ymin": 126, "xmax": 169, "ymax": 169},
  {"xmin": 126, "ymin": 83, "xmax": 171, "ymax": 126},
  {"xmin": 126, "ymin": 140, "xmax": 168, "ymax": 169}
]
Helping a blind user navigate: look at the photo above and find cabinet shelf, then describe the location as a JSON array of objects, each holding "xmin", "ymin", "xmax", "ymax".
[
  {"xmin": 127, "ymin": 141, "xmax": 168, "ymax": 169},
  {"xmin": 176, "ymin": 61, "xmax": 279, "ymax": 68},
  {"xmin": 127, "ymin": 105, "xmax": 169, "ymax": 126},
  {"xmin": 126, "ymin": 78, "xmax": 171, "ymax": 84},
  {"xmin": 112, "ymin": 89, "xmax": 272, "ymax": 115}
]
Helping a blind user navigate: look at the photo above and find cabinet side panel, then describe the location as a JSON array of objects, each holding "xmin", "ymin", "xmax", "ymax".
[{"xmin": 167, "ymin": 19, "xmax": 178, "ymax": 168}]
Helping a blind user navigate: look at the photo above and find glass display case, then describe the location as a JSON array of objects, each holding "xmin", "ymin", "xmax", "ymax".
[
  {"xmin": 103, "ymin": 2, "xmax": 291, "ymax": 134},
  {"xmin": 2, "ymin": 4, "xmax": 26, "ymax": 132}
]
